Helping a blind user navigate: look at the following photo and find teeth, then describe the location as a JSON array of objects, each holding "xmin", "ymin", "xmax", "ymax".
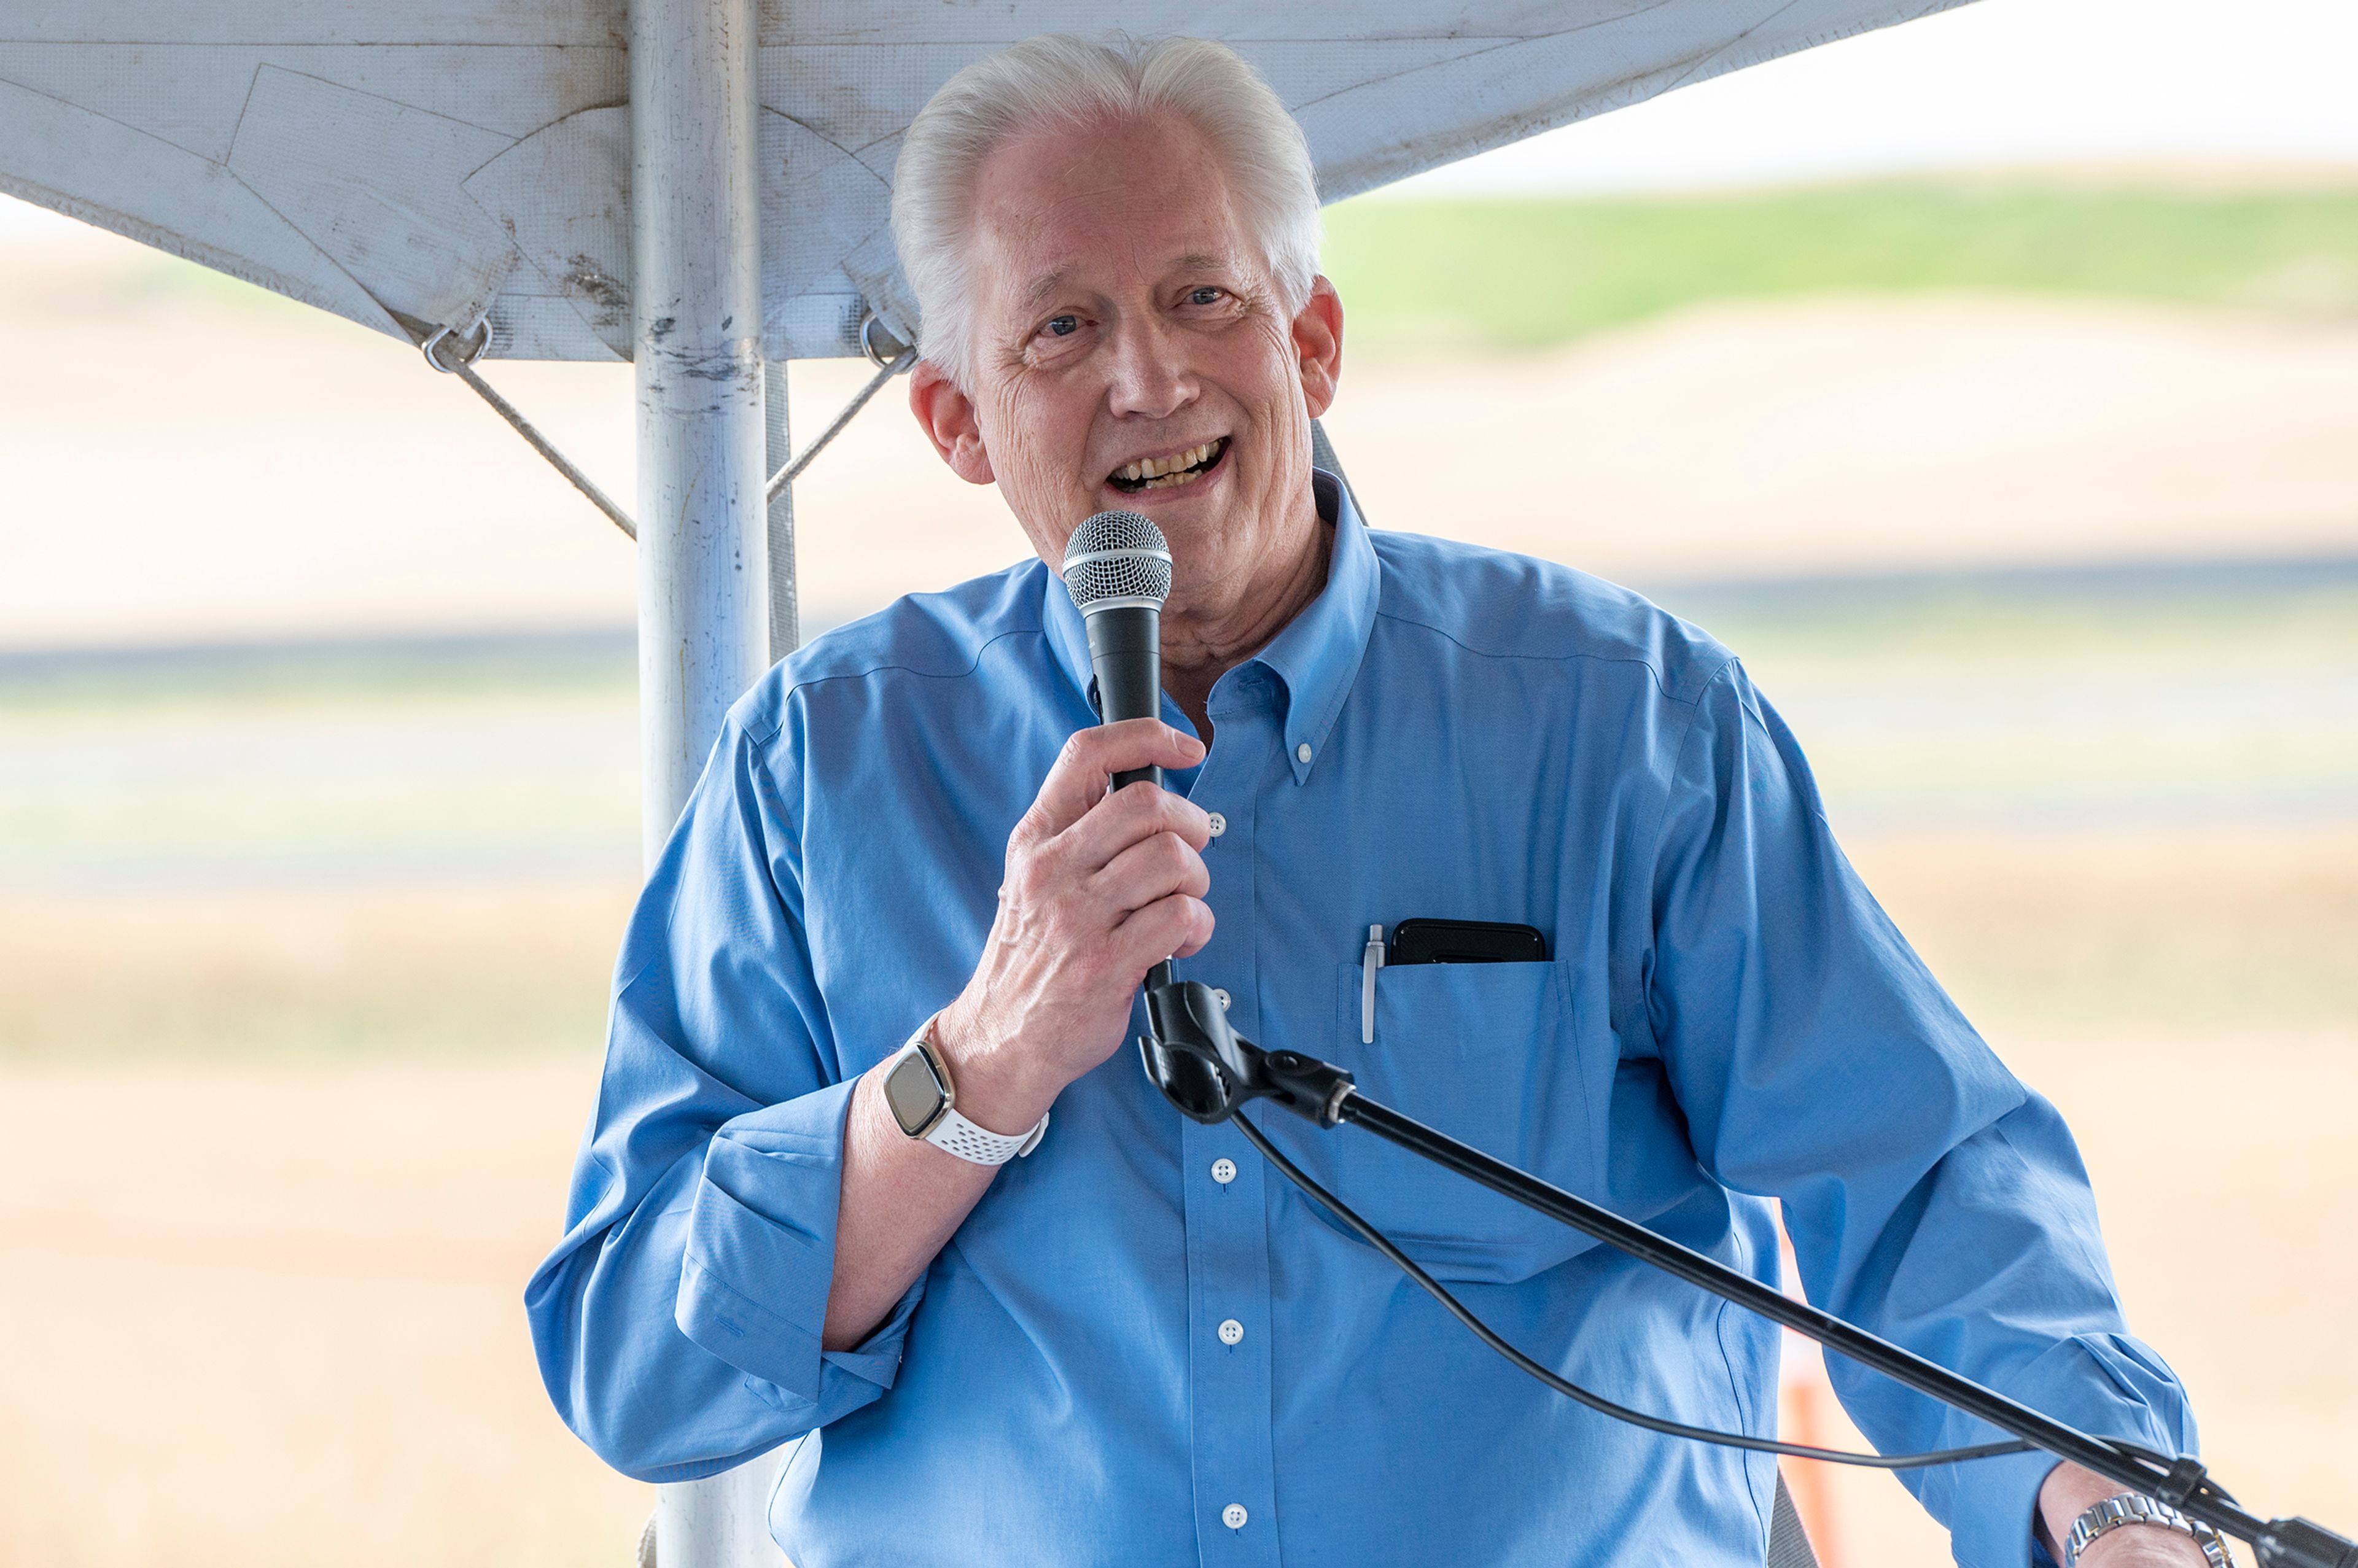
[{"xmin": 1113, "ymin": 441, "xmax": 1220, "ymax": 487}]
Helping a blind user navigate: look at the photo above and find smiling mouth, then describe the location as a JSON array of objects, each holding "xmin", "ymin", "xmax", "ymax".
[{"xmin": 1108, "ymin": 437, "xmax": 1229, "ymax": 494}]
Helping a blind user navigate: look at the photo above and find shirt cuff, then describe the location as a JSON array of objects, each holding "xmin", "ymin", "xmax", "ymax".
[
  {"xmin": 675, "ymin": 1077, "xmax": 922, "ymax": 1427},
  {"xmin": 1936, "ymin": 1333, "xmax": 2200, "ymax": 1568}
]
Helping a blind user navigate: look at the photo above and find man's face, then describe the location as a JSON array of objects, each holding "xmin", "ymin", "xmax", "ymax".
[{"xmin": 909, "ymin": 112, "xmax": 1341, "ymax": 627}]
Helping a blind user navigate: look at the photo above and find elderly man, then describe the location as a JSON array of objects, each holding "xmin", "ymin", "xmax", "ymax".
[{"xmin": 529, "ymin": 34, "xmax": 2216, "ymax": 1568}]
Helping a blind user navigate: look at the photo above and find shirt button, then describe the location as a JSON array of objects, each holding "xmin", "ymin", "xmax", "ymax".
[
  {"xmin": 1222, "ymin": 1504, "xmax": 1248, "ymax": 1531},
  {"xmin": 1212, "ymin": 987, "xmax": 1231, "ymax": 1010},
  {"xmin": 1296, "ymin": 742, "xmax": 1313, "ymax": 764},
  {"xmin": 1206, "ymin": 811, "xmax": 1227, "ymax": 837},
  {"xmin": 1210, "ymin": 1157, "xmax": 1236, "ymax": 1185},
  {"xmin": 1217, "ymin": 1318, "xmax": 1245, "ymax": 1346}
]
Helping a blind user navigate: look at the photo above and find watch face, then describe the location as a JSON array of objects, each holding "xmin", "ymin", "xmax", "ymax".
[{"xmin": 883, "ymin": 1047, "xmax": 947, "ymax": 1136}]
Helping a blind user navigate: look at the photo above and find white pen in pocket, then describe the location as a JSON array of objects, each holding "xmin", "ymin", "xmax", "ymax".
[{"xmin": 1361, "ymin": 923, "xmax": 1385, "ymax": 1044}]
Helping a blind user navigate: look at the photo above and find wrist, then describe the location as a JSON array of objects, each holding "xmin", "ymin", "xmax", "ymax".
[
  {"xmin": 930, "ymin": 1001, "xmax": 1063, "ymax": 1135},
  {"xmin": 2042, "ymin": 1464, "xmax": 2128, "ymax": 1556}
]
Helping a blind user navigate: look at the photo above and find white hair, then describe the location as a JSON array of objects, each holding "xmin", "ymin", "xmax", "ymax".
[{"xmin": 890, "ymin": 34, "xmax": 1322, "ymax": 386}]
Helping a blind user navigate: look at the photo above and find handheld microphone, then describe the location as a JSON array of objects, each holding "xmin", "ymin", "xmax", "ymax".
[{"xmin": 1060, "ymin": 510, "xmax": 1173, "ymax": 790}]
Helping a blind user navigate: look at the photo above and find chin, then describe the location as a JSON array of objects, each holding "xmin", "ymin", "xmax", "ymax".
[{"xmin": 1169, "ymin": 532, "xmax": 1258, "ymax": 602}]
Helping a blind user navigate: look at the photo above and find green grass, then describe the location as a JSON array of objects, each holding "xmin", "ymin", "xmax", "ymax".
[
  {"xmin": 1656, "ymin": 561, "xmax": 2358, "ymax": 673},
  {"xmin": 72, "ymin": 177, "xmax": 2358, "ymax": 355},
  {"xmin": 1321, "ymin": 180, "xmax": 2358, "ymax": 354},
  {"xmin": 0, "ymin": 630, "xmax": 635, "ymax": 714}
]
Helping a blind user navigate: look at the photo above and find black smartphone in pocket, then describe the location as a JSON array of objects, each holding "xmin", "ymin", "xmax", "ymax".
[{"xmin": 1387, "ymin": 918, "xmax": 1548, "ymax": 966}]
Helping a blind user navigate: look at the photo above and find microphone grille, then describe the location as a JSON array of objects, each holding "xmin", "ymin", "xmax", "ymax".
[{"xmin": 1061, "ymin": 510, "xmax": 1172, "ymax": 610}]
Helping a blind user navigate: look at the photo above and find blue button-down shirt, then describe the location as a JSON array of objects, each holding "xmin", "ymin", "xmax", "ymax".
[{"xmin": 528, "ymin": 473, "xmax": 2194, "ymax": 1568}]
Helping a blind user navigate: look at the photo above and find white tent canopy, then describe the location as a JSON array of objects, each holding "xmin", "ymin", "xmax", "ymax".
[{"xmin": 2, "ymin": 2, "xmax": 1967, "ymax": 362}]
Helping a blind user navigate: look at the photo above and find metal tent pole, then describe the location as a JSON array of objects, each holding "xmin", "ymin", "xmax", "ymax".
[
  {"xmin": 630, "ymin": 0, "xmax": 769, "ymax": 866},
  {"xmin": 629, "ymin": 0, "xmax": 783, "ymax": 1559}
]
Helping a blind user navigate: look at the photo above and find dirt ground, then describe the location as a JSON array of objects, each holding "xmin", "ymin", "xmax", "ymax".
[{"xmin": 0, "ymin": 1054, "xmax": 637, "ymax": 1568}]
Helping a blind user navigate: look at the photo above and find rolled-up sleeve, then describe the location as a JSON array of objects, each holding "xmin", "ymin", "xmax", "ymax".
[
  {"xmin": 1643, "ymin": 658, "xmax": 2197, "ymax": 1568},
  {"xmin": 524, "ymin": 699, "xmax": 924, "ymax": 1482}
]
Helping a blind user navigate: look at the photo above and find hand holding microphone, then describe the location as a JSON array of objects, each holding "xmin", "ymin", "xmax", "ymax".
[{"xmin": 930, "ymin": 513, "xmax": 1213, "ymax": 1130}]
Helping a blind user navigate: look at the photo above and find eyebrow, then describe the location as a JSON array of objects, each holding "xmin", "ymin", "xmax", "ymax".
[
  {"xmin": 1021, "ymin": 270, "xmax": 1073, "ymax": 312},
  {"xmin": 1018, "ymin": 253, "xmax": 1239, "ymax": 312}
]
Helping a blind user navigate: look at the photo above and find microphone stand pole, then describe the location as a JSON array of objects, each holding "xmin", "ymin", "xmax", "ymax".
[{"xmin": 1136, "ymin": 976, "xmax": 2357, "ymax": 1568}]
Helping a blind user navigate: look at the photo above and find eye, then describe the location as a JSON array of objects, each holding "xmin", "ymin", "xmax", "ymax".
[
  {"xmin": 1188, "ymin": 286, "xmax": 1224, "ymax": 306},
  {"xmin": 1043, "ymin": 314, "xmax": 1080, "ymax": 338}
]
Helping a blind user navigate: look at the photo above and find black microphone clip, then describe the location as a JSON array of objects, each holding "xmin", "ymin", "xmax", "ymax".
[{"xmin": 1139, "ymin": 976, "xmax": 1355, "ymax": 1128}]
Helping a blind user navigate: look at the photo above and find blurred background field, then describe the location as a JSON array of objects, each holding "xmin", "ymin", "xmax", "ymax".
[
  {"xmin": 6, "ymin": 33, "xmax": 2358, "ymax": 1567},
  {"xmin": 1325, "ymin": 179, "xmax": 2358, "ymax": 354}
]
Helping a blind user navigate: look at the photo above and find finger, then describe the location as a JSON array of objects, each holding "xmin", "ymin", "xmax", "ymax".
[
  {"xmin": 1056, "ymin": 780, "xmax": 1213, "ymax": 873},
  {"xmin": 1014, "ymin": 721, "xmax": 1206, "ymax": 844},
  {"xmin": 1115, "ymin": 893, "xmax": 1215, "ymax": 969},
  {"xmin": 1091, "ymin": 830, "xmax": 1210, "ymax": 915}
]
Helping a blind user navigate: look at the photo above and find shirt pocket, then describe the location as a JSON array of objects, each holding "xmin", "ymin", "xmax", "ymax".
[{"xmin": 1318, "ymin": 958, "xmax": 1602, "ymax": 1284}]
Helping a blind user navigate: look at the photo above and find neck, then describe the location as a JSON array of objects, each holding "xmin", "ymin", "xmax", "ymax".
[{"xmin": 1160, "ymin": 491, "xmax": 1333, "ymax": 742}]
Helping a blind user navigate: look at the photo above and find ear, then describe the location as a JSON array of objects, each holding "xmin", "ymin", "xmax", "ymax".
[
  {"xmin": 908, "ymin": 360, "xmax": 997, "ymax": 486},
  {"xmin": 1292, "ymin": 276, "xmax": 1345, "ymax": 421}
]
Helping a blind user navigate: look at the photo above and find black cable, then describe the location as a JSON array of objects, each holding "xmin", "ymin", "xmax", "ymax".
[{"xmin": 1233, "ymin": 1115, "xmax": 2035, "ymax": 1472}]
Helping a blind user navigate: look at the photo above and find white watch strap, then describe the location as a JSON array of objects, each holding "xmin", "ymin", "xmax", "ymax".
[
  {"xmin": 895, "ymin": 1017, "xmax": 1049, "ymax": 1166},
  {"xmin": 923, "ymin": 1104, "xmax": 1049, "ymax": 1166}
]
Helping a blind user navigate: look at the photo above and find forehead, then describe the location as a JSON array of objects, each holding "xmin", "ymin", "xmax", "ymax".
[{"xmin": 967, "ymin": 112, "xmax": 1257, "ymax": 309}]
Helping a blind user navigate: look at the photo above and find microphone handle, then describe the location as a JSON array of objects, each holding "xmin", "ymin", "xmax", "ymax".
[{"xmin": 1084, "ymin": 604, "xmax": 1164, "ymax": 790}]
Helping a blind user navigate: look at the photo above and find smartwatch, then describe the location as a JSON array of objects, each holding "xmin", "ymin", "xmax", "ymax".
[{"xmin": 880, "ymin": 1015, "xmax": 1049, "ymax": 1166}]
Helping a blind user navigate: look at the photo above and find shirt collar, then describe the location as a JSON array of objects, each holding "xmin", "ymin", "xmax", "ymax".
[{"xmin": 1041, "ymin": 469, "xmax": 1379, "ymax": 786}]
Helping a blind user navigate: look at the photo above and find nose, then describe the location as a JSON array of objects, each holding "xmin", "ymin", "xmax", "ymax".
[{"xmin": 1105, "ymin": 312, "xmax": 1196, "ymax": 422}]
